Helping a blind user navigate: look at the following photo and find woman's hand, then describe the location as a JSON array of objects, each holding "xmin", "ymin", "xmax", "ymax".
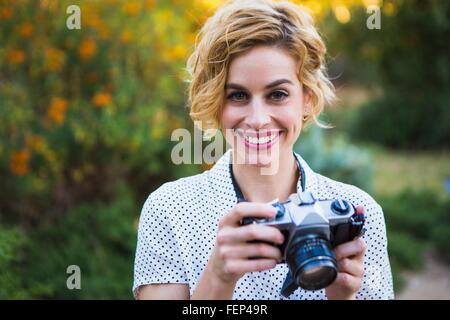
[
  {"xmin": 325, "ymin": 205, "xmax": 367, "ymax": 300},
  {"xmin": 210, "ymin": 202, "xmax": 285, "ymax": 285}
]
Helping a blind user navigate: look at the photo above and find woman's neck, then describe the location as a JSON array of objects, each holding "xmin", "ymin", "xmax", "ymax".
[{"xmin": 231, "ymin": 151, "xmax": 299, "ymax": 203}]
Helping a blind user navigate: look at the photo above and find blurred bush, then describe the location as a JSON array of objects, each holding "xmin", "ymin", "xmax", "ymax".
[
  {"xmin": 0, "ymin": 0, "xmax": 212, "ymax": 299},
  {"xmin": 0, "ymin": 227, "xmax": 31, "ymax": 299},
  {"xmin": 0, "ymin": 0, "xmax": 205, "ymax": 225},
  {"xmin": 295, "ymin": 126, "xmax": 374, "ymax": 193},
  {"xmin": 0, "ymin": 183, "xmax": 138, "ymax": 299},
  {"xmin": 350, "ymin": 90, "xmax": 450, "ymax": 150},
  {"xmin": 325, "ymin": 0, "xmax": 450, "ymax": 150},
  {"xmin": 379, "ymin": 189, "xmax": 450, "ymax": 291}
]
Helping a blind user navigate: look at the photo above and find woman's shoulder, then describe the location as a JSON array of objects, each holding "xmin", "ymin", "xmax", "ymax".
[
  {"xmin": 140, "ymin": 151, "xmax": 234, "ymax": 220},
  {"xmin": 144, "ymin": 172, "xmax": 207, "ymax": 203}
]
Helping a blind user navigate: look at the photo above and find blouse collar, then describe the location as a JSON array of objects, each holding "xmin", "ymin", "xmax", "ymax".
[{"xmin": 207, "ymin": 148, "xmax": 316, "ymax": 203}]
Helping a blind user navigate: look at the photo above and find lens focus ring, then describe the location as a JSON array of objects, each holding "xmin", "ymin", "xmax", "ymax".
[{"xmin": 286, "ymin": 236, "xmax": 338, "ymax": 291}]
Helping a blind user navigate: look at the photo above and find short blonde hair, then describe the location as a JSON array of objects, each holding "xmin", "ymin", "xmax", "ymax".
[{"xmin": 186, "ymin": 0, "xmax": 335, "ymax": 132}]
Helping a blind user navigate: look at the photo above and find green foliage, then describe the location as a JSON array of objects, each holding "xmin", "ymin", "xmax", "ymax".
[
  {"xmin": 326, "ymin": 0, "xmax": 450, "ymax": 150},
  {"xmin": 430, "ymin": 212, "xmax": 450, "ymax": 264},
  {"xmin": 349, "ymin": 92, "xmax": 450, "ymax": 150},
  {"xmin": 381, "ymin": 189, "xmax": 436, "ymax": 240},
  {"xmin": 389, "ymin": 259, "xmax": 405, "ymax": 294},
  {"xmin": 0, "ymin": 0, "xmax": 201, "ymax": 224},
  {"xmin": 387, "ymin": 231, "xmax": 427, "ymax": 271},
  {"xmin": 295, "ymin": 126, "xmax": 374, "ymax": 193},
  {"xmin": 11, "ymin": 183, "xmax": 138, "ymax": 299},
  {"xmin": 379, "ymin": 189, "xmax": 450, "ymax": 268},
  {"xmin": 0, "ymin": 227, "xmax": 31, "ymax": 299}
]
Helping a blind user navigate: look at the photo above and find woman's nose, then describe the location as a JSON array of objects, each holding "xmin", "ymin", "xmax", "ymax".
[{"xmin": 246, "ymin": 99, "xmax": 270, "ymax": 129}]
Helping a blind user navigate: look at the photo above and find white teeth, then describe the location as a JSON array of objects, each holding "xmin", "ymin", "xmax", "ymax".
[{"xmin": 244, "ymin": 133, "xmax": 278, "ymax": 145}]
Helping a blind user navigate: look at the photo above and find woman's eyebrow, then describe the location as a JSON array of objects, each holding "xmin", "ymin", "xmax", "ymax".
[{"xmin": 225, "ymin": 79, "xmax": 294, "ymax": 90}]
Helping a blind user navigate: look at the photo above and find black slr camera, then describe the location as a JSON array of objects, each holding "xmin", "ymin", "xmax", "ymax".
[{"xmin": 241, "ymin": 191, "xmax": 365, "ymax": 297}]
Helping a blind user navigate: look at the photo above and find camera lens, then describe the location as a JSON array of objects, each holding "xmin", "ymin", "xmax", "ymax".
[{"xmin": 286, "ymin": 235, "xmax": 338, "ymax": 291}]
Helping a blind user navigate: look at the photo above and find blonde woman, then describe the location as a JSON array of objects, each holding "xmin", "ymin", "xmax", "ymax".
[{"xmin": 133, "ymin": 0, "xmax": 394, "ymax": 300}]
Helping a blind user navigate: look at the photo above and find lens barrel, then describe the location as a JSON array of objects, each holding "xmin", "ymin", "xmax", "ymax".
[{"xmin": 286, "ymin": 235, "xmax": 338, "ymax": 290}]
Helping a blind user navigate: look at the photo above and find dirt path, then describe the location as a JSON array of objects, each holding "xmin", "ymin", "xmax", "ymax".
[{"xmin": 396, "ymin": 252, "xmax": 450, "ymax": 300}]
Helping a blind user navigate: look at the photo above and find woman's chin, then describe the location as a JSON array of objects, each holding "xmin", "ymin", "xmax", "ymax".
[
  {"xmin": 234, "ymin": 150, "xmax": 281, "ymax": 169},
  {"xmin": 246, "ymin": 153, "xmax": 273, "ymax": 167}
]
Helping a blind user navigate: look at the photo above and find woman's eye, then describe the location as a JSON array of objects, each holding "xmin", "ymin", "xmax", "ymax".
[
  {"xmin": 227, "ymin": 91, "xmax": 248, "ymax": 101},
  {"xmin": 269, "ymin": 90, "xmax": 288, "ymax": 101}
]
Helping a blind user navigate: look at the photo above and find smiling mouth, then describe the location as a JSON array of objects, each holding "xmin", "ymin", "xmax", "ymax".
[{"xmin": 234, "ymin": 129, "xmax": 283, "ymax": 149}]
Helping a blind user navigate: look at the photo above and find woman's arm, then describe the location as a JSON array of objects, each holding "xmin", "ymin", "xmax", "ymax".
[
  {"xmin": 193, "ymin": 202, "xmax": 284, "ymax": 299},
  {"xmin": 135, "ymin": 199, "xmax": 283, "ymax": 300},
  {"xmin": 191, "ymin": 262, "xmax": 237, "ymax": 299},
  {"xmin": 137, "ymin": 284, "xmax": 190, "ymax": 300}
]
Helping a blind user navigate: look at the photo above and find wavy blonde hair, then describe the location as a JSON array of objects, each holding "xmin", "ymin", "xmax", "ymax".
[{"xmin": 185, "ymin": 0, "xmax": 335, "ymax": 133}]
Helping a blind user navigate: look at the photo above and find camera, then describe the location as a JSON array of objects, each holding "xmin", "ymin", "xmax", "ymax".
[{"xmin": 241, "ymin": 191, "xmax": 365, "ymax": 297}]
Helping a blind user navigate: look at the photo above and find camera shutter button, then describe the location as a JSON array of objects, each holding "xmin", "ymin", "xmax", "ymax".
[
  {"xmin": 331, "ymin": 199, "xmax": 350, "ymax": 215},
  {"xmin": 272, "ymin": 202, "xmax": 285, "ymax": 219}
]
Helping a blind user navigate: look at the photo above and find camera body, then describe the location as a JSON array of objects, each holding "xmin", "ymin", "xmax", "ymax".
[{"xmin": 241, "ymin": 191, "xmax": 365, "ymax": 297}]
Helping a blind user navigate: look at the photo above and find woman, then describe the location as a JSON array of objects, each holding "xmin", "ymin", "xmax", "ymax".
[{"xmin": 133, "ymin": 0, "xmax": 394, "ymax": 300}]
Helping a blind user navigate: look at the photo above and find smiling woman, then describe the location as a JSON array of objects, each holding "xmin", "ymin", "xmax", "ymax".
[{"xmin": 133, "ymin": 0, "xmax": 394, "ymax": 300}]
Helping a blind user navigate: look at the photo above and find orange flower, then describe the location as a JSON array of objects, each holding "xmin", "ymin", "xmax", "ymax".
[
  {"xmin": 145, "ymin": 0, "xmax": 156, "ymax": 10},
  {"xmin": 44, "ymin": 47, "xmax": 65, "ymax": 72},
  {"xmin": 85, "ymin": 12, "xmax": 102, "ymax": 30},
  {"xmin": 92, "ymin": 92, "xmax": 112, "ymax": 108},
  {"xmin": 0, "ymin": 7, "xmax": 12, "ymax": 20},
  {"xmin": 79, "ymin": 38, "xmax": 97, "ymax": 61},
  {"xmin": 39, "ymin": 0, "xmax": 58, "ymax": 12},
  {"xmin": 47, "ymin": 97, "xmax": 68, "ymax": 124},
  {"xmin": 7, "ymin": 49, "xmax": 25, "ymax": 65},
  {"xmin": 123, "ymin": 2, "xmax": 140, "ymax": 16},
  {"xmin": 17, "ymin": 23, "xmax": 33, "ymax": 38},
  {"xmin": 9, "ymin": 149, "xmax": 31, "ymax": 176},
  {"xmin": 119, "ymin": 30, "xmax": 133, "ymax": 44}
]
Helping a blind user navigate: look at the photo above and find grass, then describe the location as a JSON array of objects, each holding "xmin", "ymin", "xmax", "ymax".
[{"xmin": 371, "ymin": 146, "xmax": 450, "ymax": 199}]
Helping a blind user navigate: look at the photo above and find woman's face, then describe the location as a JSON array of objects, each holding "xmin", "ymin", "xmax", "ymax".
[{"xmin": 221, "ymin": 45, "xmax": 310, "ymax": 169}]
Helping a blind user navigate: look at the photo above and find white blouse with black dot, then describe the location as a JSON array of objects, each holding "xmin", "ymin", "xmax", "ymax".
[{"xmin": 133, "ymin": 149, "xmax": 394, "ymax": 300}]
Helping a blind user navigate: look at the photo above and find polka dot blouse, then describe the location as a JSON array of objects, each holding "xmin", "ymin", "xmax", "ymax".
[{"xmin": 133, "ymin": 149, "xmax": 394, "ymax": 300}]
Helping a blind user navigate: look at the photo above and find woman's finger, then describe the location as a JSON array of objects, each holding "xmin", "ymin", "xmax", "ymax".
[
  {"xmin": 333, "ymin": 272, "xmax": 362, "ymax": 293},
  {"xmin": 219, "ymin": 202, "xmax": 277, "ymax": 228},
  {"xmin": 218, "ymin": 243, "xmax": 283, "ymax": 261},
  {"xmin": 337, "ymin": 258, "xmax": 365, "ymax": 278},
  {"xmin": 216, "ymin": 224, "xmax": 284, "ymax": 245},
  {"xmin": 223, "ymin": 258, "xmax": 278, "ymax": 275},
  {"xmin": 355, "ymin": 205, "xmax": 365, "ymax": 215},
  {"xmin": 334, "ymin": 237, "xmax": 366, "ymax": 261}
]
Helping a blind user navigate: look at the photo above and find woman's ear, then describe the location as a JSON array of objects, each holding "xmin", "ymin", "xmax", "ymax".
[{"xmin": 302, "ymin": 86, "xmax": 313, "ymax": 116}]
